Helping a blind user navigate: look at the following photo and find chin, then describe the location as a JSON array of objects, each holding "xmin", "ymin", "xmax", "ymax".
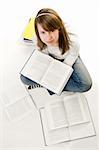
[{"xmin": 46, "ymin": 43, "xmax": 52, "ymax": 46}]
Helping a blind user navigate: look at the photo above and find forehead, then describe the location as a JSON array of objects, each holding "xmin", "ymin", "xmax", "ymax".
[
  {"xmin": 36, "ymin": 21, "xmax": 58, "ymax": 32},
  {"xmin": 37, "ymin": 24, "xmax": 45, "ymax": 31}
]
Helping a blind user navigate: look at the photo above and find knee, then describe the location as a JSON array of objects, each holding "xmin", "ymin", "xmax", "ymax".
[
  {"xmin": 83, "ymin": 80, "xmax": 92, "ymax": 92},
  {"xmin": 20, "ymin": 74, "xmax": 27, "ymax": 85},
  {"xmin": 20, "ymin": 74, "xmax": 23, "ymax": 82}
]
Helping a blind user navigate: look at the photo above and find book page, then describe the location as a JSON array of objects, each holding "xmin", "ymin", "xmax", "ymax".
[
  {"xmin": 41, "ymin": 59, "xmax": 73, "ymax": 94},
  {"xmin": 0, "ymin": 82, "xmax": 28, "ymax": 107},
  {"xmin": 21, "ymin": 50, "xmax": 52, "ymax": 83},
  {"xmin": 28, "ymin": 87, "xmax": 54, "ymax": 109},
  {"xmin": 40, "ymin": 108, "xmax": 70, "ymax": 145},
  {"xmin": 69, "ymin": 122, "xmax": 96, "ymax": 140},
  {"xmin": 0, "ymin": 82, "xmax": 35, "ymax": 122},
  {"xmin": 5, "ymin": 95, "xmax": 34, "ymax": 121},
  {"xmin": 45, "ymin": 99, "xmax": 68, "ymax": 130},
  {"xmin": 63, "ymin": 93, "xmax": 90, "ymax": 126}
]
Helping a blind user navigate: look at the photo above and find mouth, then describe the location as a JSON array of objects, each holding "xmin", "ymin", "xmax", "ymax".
[{"xmin": 47, "ymin": 40, "xmax": 53, "ymax": 43}]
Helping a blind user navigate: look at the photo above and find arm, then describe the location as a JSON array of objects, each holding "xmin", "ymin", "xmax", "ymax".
[{"xmin": 63, "ymin": 41, "xmax": 80, "ymax": 66}]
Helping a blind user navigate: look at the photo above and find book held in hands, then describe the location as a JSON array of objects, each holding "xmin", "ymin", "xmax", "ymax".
[{"xmin": 21, "ymin": 50, "xmax": 73, "ymax": 95}]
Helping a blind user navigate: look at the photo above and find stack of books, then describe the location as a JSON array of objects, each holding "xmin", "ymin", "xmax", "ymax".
[{"xmin": 22, "ymin": 17, "xmax": 35, "ymax": 44}]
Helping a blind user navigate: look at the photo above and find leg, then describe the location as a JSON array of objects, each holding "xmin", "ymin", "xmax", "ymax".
[
  {"xmin": 20, "ymin": 74, "xmax": 54, "ymax": 95},
  {"xmin": 63, "ymin": 56, "xmax": 92, "ymax": 92},
  {"xmin": 20, "ymin": 74, "xmax": 38, "ymax": 86}
]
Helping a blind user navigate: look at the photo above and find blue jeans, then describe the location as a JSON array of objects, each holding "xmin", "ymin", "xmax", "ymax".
[{"xmin": 20, "ymin": 56, "xmax": 92, "ymax": 95}]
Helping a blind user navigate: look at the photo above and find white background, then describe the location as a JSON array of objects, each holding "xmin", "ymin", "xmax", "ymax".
[{"xmin": 0, "ymin": 0, "xmax": 99, "ymax": 149}]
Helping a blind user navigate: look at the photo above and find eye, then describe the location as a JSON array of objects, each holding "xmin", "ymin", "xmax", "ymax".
[{"xmin": 41, "ymin": 31, "xmax": 45, "ymax": 34}]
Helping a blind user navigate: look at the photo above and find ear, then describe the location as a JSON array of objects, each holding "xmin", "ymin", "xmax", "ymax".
[{"xmin": 22, "ymin": 17, "xmax": 35, "ymax": 41}]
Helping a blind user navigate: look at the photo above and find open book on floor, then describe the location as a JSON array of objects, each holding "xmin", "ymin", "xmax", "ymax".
[
  {"xmin": 39, "ymin": 93, "xmax": 96, "ymax": 146},
  {"xmin": 20, "ymin": 50, "xmax": 73, "ymax": 95},
  {"xmin": 0, "ymin": 83, "xmax": 35, "ymax": 122}
]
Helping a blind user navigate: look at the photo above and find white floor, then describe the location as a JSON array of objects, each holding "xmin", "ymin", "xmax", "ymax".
[
  {"xmin": 0, "ymin": 0, "xmax": 98, "ymax": 149},
  {"xmin": 0, "ymin": 39, "xmax": 99, "ymax": 150}
]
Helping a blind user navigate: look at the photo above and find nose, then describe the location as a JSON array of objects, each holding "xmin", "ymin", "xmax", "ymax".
[{"xmin": 46, "ymin": 32, "xmax": 52, "ymax": 40}]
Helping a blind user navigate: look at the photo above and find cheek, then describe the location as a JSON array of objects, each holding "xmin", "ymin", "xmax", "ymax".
[
  {"xmin": 54, "ymin": 32, "xmax": 59, "ymax": 41},
  {"xmin": 54, "ymin": 30, "xmax": 59, "ymax": 38},
  {"xmin": 39, "ymin": 34, "xmax": 45, "ymax": 41}
]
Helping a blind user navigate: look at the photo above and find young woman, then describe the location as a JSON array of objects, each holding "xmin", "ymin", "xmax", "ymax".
[{"xmin": 20, "ymin": 8, "xmax": 92, "ymax": 95}]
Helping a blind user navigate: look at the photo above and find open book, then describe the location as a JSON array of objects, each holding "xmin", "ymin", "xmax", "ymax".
[
  {"xmin": 21, "ymin": 50, "xmax": 73, "ymax": 95},
  {"xmin": 40, "ymin": 93, "xmax": 96, "ymax": 145},
  {"xmin": 0, "ymin": 83, "xmax": 35, "ymax": 122}
]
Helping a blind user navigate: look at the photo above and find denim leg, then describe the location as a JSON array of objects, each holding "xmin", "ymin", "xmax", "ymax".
[
  {"xmin": 63, "ymin": 56, "xmax": 92, "ymax": 92},
  {"xmin": 20, "ymin": 74, "xmax": 54, "ymax": 95},
  {"xmin": 20, "ymin": 74, "xmax": 38, "ymax": 86}
]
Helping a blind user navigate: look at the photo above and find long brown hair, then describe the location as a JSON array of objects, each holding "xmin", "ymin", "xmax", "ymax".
[{"xmin": 34, "ymin": 8, "xmax": 71, "ymax": 54}]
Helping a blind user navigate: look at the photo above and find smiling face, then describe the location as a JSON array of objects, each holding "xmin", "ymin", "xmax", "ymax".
[
  {"xmin": 35, "ymin": 8, "xmax": 70, "ymax": 53},
  {"xmin": 37, "ymin": 23, "xmax": 59, "ymax": 47}
]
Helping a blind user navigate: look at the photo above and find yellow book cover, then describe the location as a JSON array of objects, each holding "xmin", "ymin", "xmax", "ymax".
[{"xmin": 22, "ymin": 17, "xmax": 35, "ymax": 40}]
